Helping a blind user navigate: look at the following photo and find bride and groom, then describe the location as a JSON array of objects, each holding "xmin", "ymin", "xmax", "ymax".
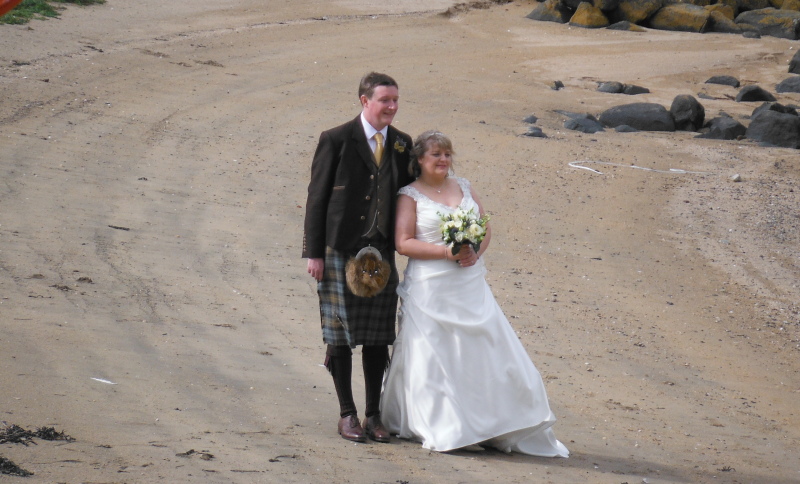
[{"xmin": 302, "ymin": 72, "xmax": 568, "ymax": 457}]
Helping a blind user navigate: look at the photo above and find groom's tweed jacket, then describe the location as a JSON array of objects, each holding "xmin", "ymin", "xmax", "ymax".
[{"xmin": 303, "ymin": 115, "xmax": 413, "ymax": 347}]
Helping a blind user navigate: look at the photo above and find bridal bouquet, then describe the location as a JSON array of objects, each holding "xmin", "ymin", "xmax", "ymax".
[{"xmin": 439, "ymin": 208, "xmax": 490, "ymax": 256}]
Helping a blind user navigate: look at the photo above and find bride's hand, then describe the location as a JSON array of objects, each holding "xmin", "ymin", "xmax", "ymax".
[{"xmin": 455, "ymin": 246, "xmax": 479, "ymax": 268}]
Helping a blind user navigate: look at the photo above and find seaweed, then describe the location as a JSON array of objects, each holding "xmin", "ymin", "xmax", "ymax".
[{"xmin": 0, "ymin": 456, "xmax": 33, "ymax": 477}]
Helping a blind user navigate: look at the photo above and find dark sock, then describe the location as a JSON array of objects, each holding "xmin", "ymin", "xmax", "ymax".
[
  {"xmin": 362, "ymin": 345, "xmax": 389, "ymax": 418},
  {"xmin": 325, "ymin": 345, "xmax": 357, "ymax": 418}
]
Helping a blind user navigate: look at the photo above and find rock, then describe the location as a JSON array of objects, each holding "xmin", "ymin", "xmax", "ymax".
[
  {"xmin": 648, "ymin": 3, "xmax": 712, "ymax": 31},
  {"xmin": 597, "ymin": 81, "xmax": 626, "ymax": 93},
  {"xmin": 524, "ymin": 126, "xmax": 549, "ymax": 138},
  {"xmin": 752, "ymin": 101, "xmax": 799, "ymax": 118},
  {"xmin": 595, "ymin": 0, "xmax": 621, "ymax": 11},
  {"xmin": 742, "ymin": 28, "xmax": 763, "ymax": 37},
  {"xmin": 776, "ymin": 76, "xmax": 800, "ymax": 93},
  {"xmin": 736, "ymin": 85, "xmax": 777, "ymax": 102},
  {"xmin": 731, "ymin": 173, "xmax": 742, "ymax": 182},
  {"xmin": 706, "ymin": 3, "xmax": 736, "ymax": 19},
  {"xmin": 709, "ymin": 9, "xmax": 744, "ymax": 31},
  {"xmin": 782, "ymin": 0, "xmax": 800, "ymax": 11},
  {"xmin": 606, "ymin": 20, "xmax": 648, "ymax": 30},
  {"xmin": 790, "ymin": 50, "xmax": 800, "ymax": 74},
  {"xmin": 737, "ymin": 0, "xmax": 773, "ymax": 10},
  {"xmin": 570, "ymin": 2, "xmax": 611, "ymax": 27},
  {"xmin": 599, "ymin": 102, "xmax": 676, "ymax": 131},
  {"xmin": 527, "ymin": 0, "xmax": 572, "ymax": 23},
  {"xmin": 663, "ymin": 0, "xmax": 714, "ymax": 5},
  {"xmin": 564, "ymin": 115, "xmax": 605, "ymax": 133},
  {"xmin": 745, "ymin": 110, "xmax": 800, "ymax": 148},
  {"xmin": 696, "ymin": 115, "xmax": 746, "ymax": 139},
  {"xmin": 563, "ymin": 0, "xmax": 586, "ymax": 10},
  {"xmin": 552, "ymin": 80, "xmax": 565, "ymax": 90},
  {"xmin": 523, "ymin": 114, "xmax": 539, "ymax": 124},
  {"xmin": 610, "ymin": 0, "xmax": 664, "ymax": 24},
  {"xmin": 623, "ymin": 84, "xmax": 650, "ymax": 94},
  {"xmin": 556, "ymin": 110, "xmax": 599, "ymax": 120},
  {"xmin": 615, "ymin": 124, "xmax": 640, "ymax": 132},
  {"xmin": 735, "ymin": 8, "xmax": 800, "ymax": 39},
  {"xmin": 705, "ymin": 75, "xmax": 740, "ymax": 87},
  {"xmin": 670, "ymin": 94, "xmax": 705, "ymax": 131}
]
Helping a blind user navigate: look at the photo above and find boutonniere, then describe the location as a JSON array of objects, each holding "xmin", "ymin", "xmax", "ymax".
[{"xmin": 393, "ymin": 139, "xmax": 407, "ymax": 153}]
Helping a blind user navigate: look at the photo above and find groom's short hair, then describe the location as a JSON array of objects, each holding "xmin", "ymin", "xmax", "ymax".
[{"xmin": 358, "ymin": 72, "xmax": 398, "ymax": 100}]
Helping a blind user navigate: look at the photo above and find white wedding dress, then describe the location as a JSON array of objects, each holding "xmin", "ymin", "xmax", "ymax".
[{"xmin": 380, "ymin": 178, "xmax": 569, "ymax": 456}]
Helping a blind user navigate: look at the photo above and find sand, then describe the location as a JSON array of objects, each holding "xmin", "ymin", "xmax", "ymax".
[{"xmin": 1, "ymin": 0, "xmax": 798, "ymax": 482}]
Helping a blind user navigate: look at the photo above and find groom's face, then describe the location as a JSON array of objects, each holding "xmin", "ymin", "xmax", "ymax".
[{"xmin": 361, "ymin": 85, "xmax": 399, "ymax": 131}]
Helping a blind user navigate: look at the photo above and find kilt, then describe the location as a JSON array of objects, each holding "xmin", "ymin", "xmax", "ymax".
[{"xmin": 318, "ymin": 245, "xmax": 399, "ymax": 347}]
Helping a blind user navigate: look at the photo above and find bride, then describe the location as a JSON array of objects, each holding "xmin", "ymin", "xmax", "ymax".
[{"xmin": 380, "ymin": 130, "xmax": 569, "ymax": 456}]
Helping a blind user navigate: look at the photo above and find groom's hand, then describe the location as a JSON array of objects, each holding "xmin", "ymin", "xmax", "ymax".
[{"xmin": 307, "ymin": 258, "xmax": 324, "ymax": 281}]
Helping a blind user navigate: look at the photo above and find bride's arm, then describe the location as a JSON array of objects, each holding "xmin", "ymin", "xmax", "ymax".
[
  {"xmin": 471, "ymin": 187, "xmax": 492, "ymax": 258},
  {"xmin": 395, "ymin": 194, "xmax": 460, "ymax": 261}
]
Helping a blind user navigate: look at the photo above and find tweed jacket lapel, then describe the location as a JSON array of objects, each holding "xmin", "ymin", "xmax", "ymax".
[{"xmin": 350, "ymin": 117, "xmax": 375, "ymax": 170}]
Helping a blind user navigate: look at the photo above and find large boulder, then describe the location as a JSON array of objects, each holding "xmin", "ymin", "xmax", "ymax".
[
  {"xmin": 737, "ymin": 0, "xmax": 772, "ymax": 10},
  {"xmin": 570, "ymin": 2, "xmax": 611, "ymax": 27},
  {"xmin": 623, "ymin": 84, "xmax": 650, "ymax": 94},
  {"xmin": 783, "ymin": 0, "xmax": 800, "ymax": 11},
  {"xmin": 670, "ymin": 94, "xmax": 706, "ymax": 131},
  {"xmin": 564, "ymin": 114, "xmax": 606, "ymax": 133},
  {"xmin": 745, "ymin": 110, "xmax": 800, "ymax": 147},
  {"xmin": 610, "ymin": 0, "xmax": 664, "ymax": 23},
  {"xmin": 735, "ymin": 8, "xmax": 800, "ymax": 39},
  {"xmin": 648, "ymin": 3, "xmax": 712, "ymax": 31},
  {"xmin": 527, "ymin": 0, "xmax": 572, "ymax": 23},
  {"xmin": 776, "ymin": 76, "xmax": 800, "ymax": 93},
  {"xmin": 790, "ymin": 49, "xmax": 800, "ymax": 74},
  {"xmin": 697, "ymin": 115, "xmax": 747, "ymax": 139},
  {"xmin": 599, "ymin": 103, "xmax": 676, "ymax": 131},
  {"xmin": 595, "ymin": 0, "xmax": 622, "ymax": 11},
  {"xmin": 752, "ymin": 101, "xmax": 799, "ymax": 118},
  {"xmin": 706, "ymin": 75, "xmax": 740, "ymax": 87},
  {"xmin": 706, "ymin": 3, "xmax": 736, "ymax": 19},
  {"xmin": 606, "ymin": 20, "xmax": 648, "ymax": 29},
  {"xmin": 709, "ymin": 9, "xmax": 744, "ymax": 31},
  {"xmin": 598, "ymin": 81, "xmax": 626, "ymax": 93},
  {"xmin": 563, "ymin": 0, "xmax": 585, "ymax": 9},
  {"xmin": 736, "ymin": 84, "xmax": 777, "ymax": 102},
  {"xmin": 663, "ymin": 0, "xmax": 713, "ymax": 5}
]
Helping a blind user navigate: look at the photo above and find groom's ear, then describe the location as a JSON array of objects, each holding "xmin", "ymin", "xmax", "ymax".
[{"xmin": 359, "ymin": 94, "xmax": 369, "ymax": 107}]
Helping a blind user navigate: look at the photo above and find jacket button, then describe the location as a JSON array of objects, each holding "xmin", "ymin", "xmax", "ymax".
[
  {"xmin": 360, "ymin": 216, "xmax": 366, "ymax": 220},
  {"xmin": 370, "ymin": 175, "xmax": 375, "ymax": 180},
  {"xmin": 365, "ymin": 196, "xmax": 371, "ymax": 201}
]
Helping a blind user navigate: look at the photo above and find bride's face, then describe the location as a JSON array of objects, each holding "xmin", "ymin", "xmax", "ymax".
[{"xmin": 419, "ymin": 143, "xmax": 452, "ymax": 179}]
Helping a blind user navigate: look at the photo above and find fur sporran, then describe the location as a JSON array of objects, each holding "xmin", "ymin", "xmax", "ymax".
[{"xmin": 345, "ymin": 247, "xmax": 391, "ymax": 298}]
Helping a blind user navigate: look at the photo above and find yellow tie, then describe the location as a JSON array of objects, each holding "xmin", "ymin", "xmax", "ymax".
[{"xmin": 373, "ymin": 132, "xmax": 384, "ymax": 167}]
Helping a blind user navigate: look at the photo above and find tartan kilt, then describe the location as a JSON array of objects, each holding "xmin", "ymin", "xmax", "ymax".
[{"xmin": 318, "ymin": 245, "xmax": 399, "ymax": 347}]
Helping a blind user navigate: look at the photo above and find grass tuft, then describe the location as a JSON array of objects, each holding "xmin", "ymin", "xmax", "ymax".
[{"xmin": 1, "ymin": 0, "xmax": 105, "ymax": 25}]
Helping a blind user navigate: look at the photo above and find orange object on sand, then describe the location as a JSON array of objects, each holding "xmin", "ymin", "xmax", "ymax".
[{"xmin": 0, "ymin": 0, "xmax": 25, "ymax": 17}]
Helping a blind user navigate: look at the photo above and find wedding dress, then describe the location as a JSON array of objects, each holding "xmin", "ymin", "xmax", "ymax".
[{"xmin": 380, "ymin": 177, "xmax": 569, "ymax": 456}]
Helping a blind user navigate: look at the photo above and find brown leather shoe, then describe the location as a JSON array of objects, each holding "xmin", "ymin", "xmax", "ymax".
[
  {"xmin": 338, "ymin": 414, "xmax": 365, "ymax": 442},
  {"xmin": 364, "ymin": 415, "xmax": 390, "ymax": 443}
]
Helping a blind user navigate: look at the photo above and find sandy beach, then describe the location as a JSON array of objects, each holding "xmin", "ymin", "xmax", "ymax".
[{"xmin": 1, "ymin": 0, "xmax": 799, "ymax": 482}]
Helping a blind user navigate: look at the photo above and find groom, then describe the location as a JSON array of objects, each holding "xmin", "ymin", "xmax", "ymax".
[{"xmin": 302, "ymin": 72, "xmax": 414, "ymax": 442}]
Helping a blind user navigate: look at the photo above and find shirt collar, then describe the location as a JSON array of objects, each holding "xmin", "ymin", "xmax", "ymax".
[{"xmin": 360, "ymin": 112, "xmax": 388, "ymax": 141}]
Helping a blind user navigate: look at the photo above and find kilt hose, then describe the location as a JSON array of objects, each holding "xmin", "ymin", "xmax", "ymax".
[{"xmin": 318, "ymin": 245, "xmax": 399, "ymax": 348}]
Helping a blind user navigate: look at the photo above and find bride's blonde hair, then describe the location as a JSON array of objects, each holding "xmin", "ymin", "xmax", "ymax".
[{"xmin": 409, "ymin": 130, "xmax": 455, "ymax": 178}]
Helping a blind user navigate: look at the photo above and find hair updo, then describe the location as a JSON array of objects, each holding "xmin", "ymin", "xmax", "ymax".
[{"xmin": 409, "ymin": 130, "xmax": 455, "ymax": 178}]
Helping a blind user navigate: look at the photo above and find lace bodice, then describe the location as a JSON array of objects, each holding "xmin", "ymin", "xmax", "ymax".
[{"xmin": 398, "ymin": 177, "xmax": 480, "ymax": 245}]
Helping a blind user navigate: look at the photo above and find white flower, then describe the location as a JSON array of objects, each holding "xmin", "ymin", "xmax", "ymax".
[
  {"xmin": 467, "ymin": 223, "xmax": 485, "ymax": 239},
  {"xmin": 455, "ymin": 232, "xmax": 464, "ymax": 243}
]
